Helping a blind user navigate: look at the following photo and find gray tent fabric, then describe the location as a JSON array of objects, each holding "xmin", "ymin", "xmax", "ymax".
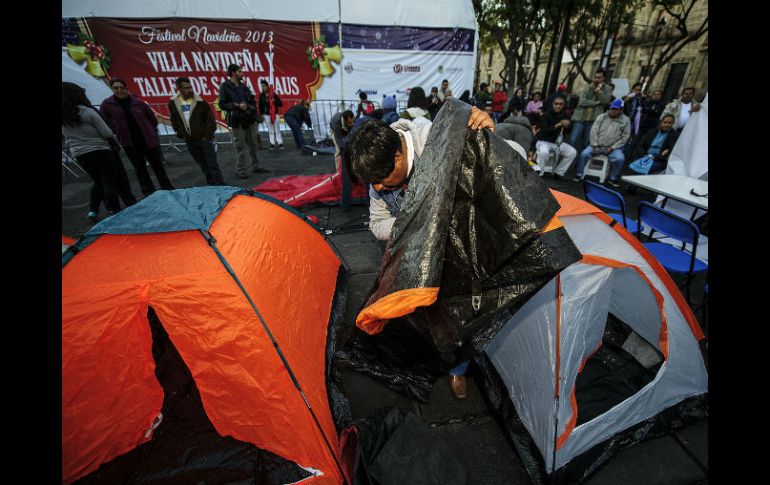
[{"xmin": 356, "ymin": 97, "xmax": 581, "ymax": 355}]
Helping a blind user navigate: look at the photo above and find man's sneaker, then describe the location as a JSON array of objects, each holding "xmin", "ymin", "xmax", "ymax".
[
  {"xmin": 87, "ymin": 211, "xmax": 98, "ymax": 221},
  {"xmin": 608, "ymin": 179, "xmax": 621, "ymax": 188},
  {"xmin": 279, "ymin": 144, "xmax": 284, "ymax": 149},
  {"xmin": 252, "ymin": 166, "xmax": 270, "ymax": 173},
  {"xmin": 572, "ymin": 175, "xmax": 583, "ymax": 182},
  {"xmin": 270, "ymin": 144, "xmax": 275, "ymax": 149}
]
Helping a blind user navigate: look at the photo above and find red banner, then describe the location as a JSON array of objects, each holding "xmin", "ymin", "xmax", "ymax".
[{"xmin": 80, "ymin": 18, "xmax": 324, "ymax": 118}]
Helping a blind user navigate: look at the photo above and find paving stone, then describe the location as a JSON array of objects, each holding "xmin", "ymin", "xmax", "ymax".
[{"xmin": 675, "ymin": 419, "xmax": 708, "ymax": 469}]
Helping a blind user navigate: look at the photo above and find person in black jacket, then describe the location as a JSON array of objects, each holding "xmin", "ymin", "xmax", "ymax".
[
  {"xmin": 638, "ymin": 89, "xmax": 666, "ymax": 135},
  {"xmin": 169, "ymin": 77, "xmax": 225, "ymax": 185},
  {"xmin": 259, "ymin": 80, "xmax": 284, "ymax": 148},
  {"xmin": 218, "ymin": 64, "xmax": 267, "ymax": 178},
  {"xmin": 284, "ymin": 99, "xmax": 313, "ymax": 152},
  {"xmin": 631, "ymin": 114, "xmax": 679, "ymax": 174},
  {"xmin": 533, "ymin": 95, "xmax": 577, "ymax": 179}
]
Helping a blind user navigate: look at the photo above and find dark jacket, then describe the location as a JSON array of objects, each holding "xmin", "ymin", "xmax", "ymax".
[
  {"xmin": 284, "ymin": 103, "xmax": 312, "ymax": 128},
  {"xmin": 633, "ymin": 127, "xmax": 679, "ymax": 163},
  {"xmin": 639, "ymin": 99, "xmax": 667, "ymax": 134},
  {"xmin": 538, "ymin": 109, "xmax": 572, "ymax": 144},
  {"xmin": 99, "ymin": 95, "xmax": 160, "ymax": 149},
  {"xmin": 218, "ymin": 79, "xmax": 258, "ymax": 128},
  {"xmin": 258, "ymin": 90, "xmax": 283, "ymax": 119},
  {"xmin": 168, "ymin": 93, "xmax": 217, "ymax": 142}
]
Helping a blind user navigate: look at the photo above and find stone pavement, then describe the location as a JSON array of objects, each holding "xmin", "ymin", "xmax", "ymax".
[{"xmin": 62, "ymin": 132, "xmax": 708, "ymax": 484}]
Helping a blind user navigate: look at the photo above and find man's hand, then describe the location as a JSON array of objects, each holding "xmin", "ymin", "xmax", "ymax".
[
  {"xmin": 604, "ymin": 147, "xmax": 613, "ymax": 155},
  {"xmin": 468, "ymin": 106, "xmax": 496, "ymax": 132},
  {"xmin": 691, "ymin": 103, "xmax": 702, "ymax": 113},
  {"xmin": 661, "ymin": 149, "xmax": 669, "ymax": 157},
  {"xmin": 239, "ymin": 102, "xmax": 248, "ymax": 111},
  {"xmin": 593, "ymin": 146, "xmax": 601, "ymax": 155}
]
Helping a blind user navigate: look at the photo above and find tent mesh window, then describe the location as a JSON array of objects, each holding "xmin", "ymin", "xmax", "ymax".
[
  {"xmin": 74, "ymin": 307, "xmax": 312, "ymax": 485},
  {"xmin": 574, "ymin": 313, "xmax": 664, "ymax": 426}
]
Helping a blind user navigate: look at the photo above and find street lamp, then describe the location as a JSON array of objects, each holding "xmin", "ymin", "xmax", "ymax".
[{"xmin": 642, "ymin": 18, "xmax": 666, "ymax": 91}]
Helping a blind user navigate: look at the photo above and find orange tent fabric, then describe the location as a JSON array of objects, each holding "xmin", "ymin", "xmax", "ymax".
[{"xmin": 62, "ymin": 195, "xmax": 343, "ymax": 484}]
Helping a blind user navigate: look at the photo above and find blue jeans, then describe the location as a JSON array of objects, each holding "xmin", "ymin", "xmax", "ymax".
[
  {"xmin": 575, "ymin": 146, "xmax": 626, "ymax": 181},
  {"xmin": 569, "ymin": 121, "xmax": 593, "ymax": 154},
  {"xmin": 285, "ymin": 115, "xmax": 305, "ymax": 150}
]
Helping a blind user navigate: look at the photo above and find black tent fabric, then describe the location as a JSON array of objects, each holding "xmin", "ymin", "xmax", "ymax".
[{"xmin": 343, "ymin": 98, "xmax": 581, "ymax": 398}]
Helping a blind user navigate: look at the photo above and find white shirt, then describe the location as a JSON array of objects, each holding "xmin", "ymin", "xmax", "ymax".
[
  {"xmin": 401, "ymin": 130, "xmax": 415, "ymax": 177},
  {"xmin": 678, "ymin": 101, "xmax": 692, "ymax": 129}
]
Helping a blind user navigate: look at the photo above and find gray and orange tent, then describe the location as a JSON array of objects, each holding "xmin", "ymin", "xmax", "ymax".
[{"xmin": 62, "ymin": 187, "xmax": 346, "ymax": 484}]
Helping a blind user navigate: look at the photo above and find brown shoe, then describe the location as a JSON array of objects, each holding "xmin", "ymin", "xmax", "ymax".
[{"xmin": 449, "ymin": 375, "xmax": 467, "ymax": 400}]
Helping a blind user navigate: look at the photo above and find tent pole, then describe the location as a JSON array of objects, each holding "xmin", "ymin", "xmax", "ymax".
[
  {"xmin": 199, "ymin": 230, "xmax": 346, "ymax": 482},
  {"xmin": 551, "ymin": 274, "xmax": 562, "ymax": 473}
]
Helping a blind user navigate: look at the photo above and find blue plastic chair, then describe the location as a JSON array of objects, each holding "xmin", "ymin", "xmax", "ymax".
[
  {"xmin": 636, "ymin": 201, "xmax": 708, "ymax": 303},
  {"xmin": 583, "ymin": 180, "xmax": 642, "ymax": 233}
]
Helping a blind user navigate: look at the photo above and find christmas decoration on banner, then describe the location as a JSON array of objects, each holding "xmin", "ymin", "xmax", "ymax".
[
  {"xmin": 305, "ymin": 35, "xmax": 341, "ymax": 77},
  {"xmin": 66, "ymin": 33, "xmax": 111, "ymax": 78}
]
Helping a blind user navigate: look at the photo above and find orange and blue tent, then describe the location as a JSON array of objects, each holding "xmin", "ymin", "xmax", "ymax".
[{"xmin": 62, "ymin": 187, "xmax": 346, "ymax": 484}]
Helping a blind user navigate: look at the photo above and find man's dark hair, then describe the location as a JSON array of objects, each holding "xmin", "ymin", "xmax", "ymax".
[
  {"xmin": 407, "ymin": 86, "xmax": 429, "ymax": 110},
  {"xmin": 442, "ymin": 79, "xmax": 449, "ymax": 84},
  {"xmin": 526, "ymin": 112, "xmax": 543, "ymax": 129},
  {"xmin": 632, "ymin": 82, "xmax": 643, "ymax": 90},
  {"xmin": 479, "ymin": 82, "xmax": 488, "ymax": 91},
  {"xmin": 682, "ymin": 86, "xmax": 695, "ymax": 95},
  {"xmin": 431, "ymin": 86, "xmax": 438, "ymax": 93},
  {"xmin": 227, "ymin": 64, "xmax": 241, "ymax": 76},
  {"xmin": 260, "ymin": 80, "xmax": 269, "ymax": 86},
  {"xmin": 661, "ymin": 114, "xmax": 675, "ymax": 123},
  {"xmin": 551, "ymin": 94, "xmax": 567, "ymax": 103},
  {"xmin": 343, "ymin": 120, "xmax": 401, "ymax": 183},
  {"xmin": 533, "ymin": 91, "xmax": 542, "ymax": 97},
  {"xmin": 370, "ymin": 108, "xmax": 385, "ymax": 120},
  {"xmin": 176, "ymin": 76, "xmax": 191, "ymax": 86},
  {"xmin": 109, "ymin": 77, "xmax": 127, "ymax": 87},
  {"xmin": 342, "ymin": 109, "xmax": 355, "ymax": 121},
  {"xmin": 359, "ymin": 91, "xmax": 368, "ymax": 100},
  {"xmin": 595, "ymin": 68, "xmax": 607, "ymax": 77}
]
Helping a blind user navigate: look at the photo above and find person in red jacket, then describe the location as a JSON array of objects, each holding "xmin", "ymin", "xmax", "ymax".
[{"xmin": 492, "ymin": 81, "xmax": 508, "ymax": 122}]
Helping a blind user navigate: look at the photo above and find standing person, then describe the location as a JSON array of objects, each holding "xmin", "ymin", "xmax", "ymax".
[
  {"xmin": 218, "ymin": 64, "xmax": 267, "ymax": 178},
  {"xmin": 638, "ymin": 89, "xmax": 666, "ymax": 135},
  {"xmin": 505, "ymin": 87, "xmax": 526, "ymax": 117},
  {"xmin": 534, "ymin": 95, "xmax": 576, "ymax": 179},
  {"xmin": 99, "ymin": 77, "xmax": 174, "ymax": 196},
  {"xmin": 438, "ymin": 79, "xmax": 450, "ymax": 102},
  {"xmin": 284, "ymin": 99, "xmax": 313, "ymax": 152},
  {"xmin": 399, "ymin": 87, "xmax": 431, "ymax": 120},
  {"xmin": 100, "ymin": 78, "xmax": 174, "ymax": 196},
  {"xmin": 526, "ymin": 91, "xmax": 544, "ymax": 114},
  {"xmin": 458, "ymin": 90, "xmax": 471, "ymax": 104},
  {"xmin": 622, "ymin": 82, "xmax": 645, "ymax": 158},
  {"xmin": 492, "ymin": 81, "xmax": 507, "ymax": 122},
  {"xmin": 569, "ymin": 68, "xmax": 613, "ymax": 155},
  {"xmin": 573, "ymin": 98, "xmax": 630, "ymax": 187},
  {"xmin": 63, "ymin": 82, "xmax": 137, "ymax": 220},
  {"xmin": 661, "ymin": 87, "xmax": 702, "ymax": 131},
  {"xmin": 428, "ymin": 86, "xmax": 442, "ymax": 119},
  {"xmin": 330, "ymin": 110, "xmax": 356, "ymax": 210},
  {"xmin": 342, "ymin": 105, "xmax": 496, "ymax": 399},
  {"xmin": 168, "ymin": 77, "xmax": 225, "ymax": 185},
  {"xmin": 356, "ymin": 92, "xmax": 374, "ymax": 118},
  {"xmin": 259, "ymin": 80, "xmax": 284, "ymax": 148},
  {"xmin": 475, "ymin": 83, "xmax": 491, "ymax": 109}
]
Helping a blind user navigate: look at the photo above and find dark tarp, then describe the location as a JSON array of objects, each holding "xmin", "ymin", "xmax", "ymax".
[
  {"xmin": 341, "ymin": 408, "xmax": 468, "ymax": 485},
  {"xmin": 343, "ymin": 98, "xmax": 581, "ymax": 399}
]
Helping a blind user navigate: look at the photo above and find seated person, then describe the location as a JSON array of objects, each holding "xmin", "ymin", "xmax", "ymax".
[
  {"xmin": 533, "ymin": 95, "xmax": 576, "ymax": 179},
  {"xmin": 631, "ymin": 114, "xmax": 679, "ymax": 174},
  {"xmin": 573, "ymin": 98, "xmax": 630, "ymax": 187}
]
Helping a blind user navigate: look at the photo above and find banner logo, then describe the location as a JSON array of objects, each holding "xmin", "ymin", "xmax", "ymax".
[
  {"xmin": 393, "ymin": 64, "xmax": 420, "ymax": 74},
  {"xmin": 344, "ymin": 62, "xmax": 354, "ymax": 73}
]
